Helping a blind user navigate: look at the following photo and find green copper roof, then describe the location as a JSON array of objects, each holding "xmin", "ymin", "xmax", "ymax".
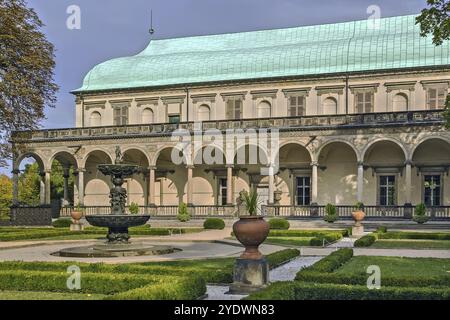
[{"xmin": 75, "ymin": 15, "xmax": 450, "ymax": 93}]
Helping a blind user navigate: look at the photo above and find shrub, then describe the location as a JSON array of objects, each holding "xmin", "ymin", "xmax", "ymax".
[
  {"xmin": 376, "ymin": 226, "xmax": 387, "ymax": 233},
  {"xmin": 266, "ymin": 249, "xmax": 300, "ymax": 268},
  {"xmin": 354, "ymin": 233, "xmax": 378, "ymax": 247},
  {"xmin": 177, "ymin": 203, "xmax": 190, "ymax": 222},
  {"xmin": 323, "ymin": 203, "xmax": 338, "ymax": 223},
  {"xmin": 129, "ymin": 202, "xmax": 139, "ymax": 215},
  {"xmin": 268, "ymin": 218, "xmax": 290, "ymax": 230},
  {"xmin": 246, "ymin": 282, "xmax": 450, "ymax": 300},
  {"xmin": 52, "ymin": 218, "xmax": 72, "ymax": 228},
  {"xmin": 309, "ymin": 232, "xmax": 343, "ymax": 246},
  {"xmin": 378, "ymin": 231, "xmax": 450, "ymax": 240},
  {"xmin": 297, "ymin": 248, "xmax": 353, "ymax": 276},
  {"xmin": 268, "ymin": 230, "xmax": 348, "ymax": 238},
  {"xmin": 203, "ymin": 218, "xmax": 225, "ymax": 230},
  {"xmin": 413, "ymin": 203, "xmax": 429, "ymax": 224}
]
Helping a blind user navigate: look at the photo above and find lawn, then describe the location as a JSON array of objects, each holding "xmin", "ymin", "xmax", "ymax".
[
  {"xmin": 247, "ymin": 249, "xmax": 450, "ymax": 300},
  {"xmin": 370, "ymin": 239, "xmax": 450, "ymax": 250},
  {"xmin": 0, "ymin": 249, "xmax": 299, "ymax": 300}
]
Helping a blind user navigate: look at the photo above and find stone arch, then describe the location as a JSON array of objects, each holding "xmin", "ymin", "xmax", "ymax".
[
  {"xmin": 412, "ymin": 137, "xmax": 450, "ymax": 165},
  {"xmin": 89, "ymin": 111, "xmax": 102, "ymax": 127},
  {"xmin": 80, "ymin": 148, "xmax": 113, "ymax": 169},
  {"xmin": 257, "ymin": 100, "xmax": 272, "ymax": 118},
  {"xmin": 322, "ymin": 97, "xmax": 338, "ymax": 115},
  {"xmin": 233, "ymin": 143, "xmax": 269, "ymax": 167},
  {"xmin": 197, "ymin": 104, "xmax": 211, "ymax": 121},
  {"xmin": 193, "ymin": 145, "xmax": 226, "ymax": 166},
  {"xmin": 141, "ymin": 108, "xmax": 154, "ymax": 124},
  {"xmin": 392, "ymin": 93, "xmax": 408, "ymax": 112},
  {"xmin": 83, "ymin": 149, "xmax": 114, "ymax": 206},
  {"xmin": 15, "ymin": 152, "xmax": 45, "ymax": 171},
  {"xmin": 361, "ymin": 138, "xmax": 408, "ymax": 163},
  {"xmin": 48, "ymin": 150, "xmax": 79, "ymax": 170},
  {"xmin": 316, "ymin": 139, "xmax": 360, "ymax": 163},
  {"xmin": 152, "ymin": 145, "xmax": 190, "ymax": 167},
  {"xmin": 122, "ymin": 147, "xmax": 151, "ymax": 167}
]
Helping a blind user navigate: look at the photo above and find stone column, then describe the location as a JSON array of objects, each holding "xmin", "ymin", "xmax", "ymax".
[
  {"xmin": 77, "ymin": 168, "xmax": 85, "ymax": 206},
  {"xmin": 39, "ymin": 171, "xmax": 45, "ymax": 205},
  {"xmin": 226, "ymin": 165, "xmax": 233, "ymax": 205},
  {"xmin": 268, "ymin": 166, "xmax": 275, "ymax": 205},
  {"xmin": 63, "ymin": 167, "xmax": 70, "ymax": 206},
  {"xmin": 148, "ymin": 166, "xmax": 156, "ymax": 206},
  {"xmin": 186, "ymin": 165, "xmax": 194, "ymax": 205},
  {"xmin": 12, "ymin": 169, "xmax": 20, "ymax": 206},
  {"xmin": 311, "ymin": 161, "xmax": 319, "ymax": 204},
  {"xmin": 404, "ymin": 160, "xmax": 412, "ymax": 205},
  {"xmin": 44, "ymin": 170, "xmax": 51, "ymax": 205},
  {"xmin": 357, "ymin": 161, "xmax": 364, "ymax": 203}
]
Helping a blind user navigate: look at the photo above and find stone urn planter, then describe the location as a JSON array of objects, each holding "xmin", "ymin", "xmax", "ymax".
[
  {"xmin": 70, "ymin": 207, "xmax": 84, "ymax": 231},
  {"xmin": 351, "ymin": 203, "xmax": 365, "ymax": 237},
  {"xmin": 233, "ymin": 216, "xmax": 270, "ymax": 260}
]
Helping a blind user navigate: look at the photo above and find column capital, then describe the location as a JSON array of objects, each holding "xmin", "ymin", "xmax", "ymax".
[
  {"xmin": 225, "ymin": 164, "xmax": 234, "ymax": 169},
  {"xmin": 77, "ymin": 167, "xmax": 86, "ymax": 173},
  {"xmin": 11, "ymin": 169, "xmax": 20, "ymax": 175},
  {"xmin": 357, "ymin": 161, "xmax": 364, "ymax": 167},
  {"xmin": 148, "ymin": 166, "xmax": 157, "ymax": 171},
  {"xmin": 186, "ymin": 165, "xmax": 195, "ymax": 169},
  {"xmin": 310, "ymin": 161, "xmax": 319, "ymax": 167},
  {"xmin": 404, "ymin": 160, "xmax": 413, "ymax": 166}
]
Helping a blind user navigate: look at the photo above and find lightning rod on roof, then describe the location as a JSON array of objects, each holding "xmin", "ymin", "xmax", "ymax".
[{"xmin": 149, "ymin": 10, "xmax": 155, "ymax": 36}]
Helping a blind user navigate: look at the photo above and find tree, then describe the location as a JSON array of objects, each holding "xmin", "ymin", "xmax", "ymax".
[
  {"xmin": 416, "ymin": 0, "xmax": 450, "ymax": 46},
  {"xmin": 18, "ymin": 163, "xmax": 40, "ymax": 205},
  {"xmin": 0, "ymin": 0, "xmax": 58, "ymax": 167},
  {"xmin": 0, "ymin": 174, "xmax": 12, "ymax": 216}
]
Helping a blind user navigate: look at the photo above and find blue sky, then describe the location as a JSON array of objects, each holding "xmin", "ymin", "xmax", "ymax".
[{"xmin": 2, "ymin": 0, "xmax": 428, "ymax": 174}]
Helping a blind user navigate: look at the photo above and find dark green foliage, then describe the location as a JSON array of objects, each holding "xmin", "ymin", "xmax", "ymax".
[
  {"xmin": 296, "ymin": 249, "xmax": 353, "ymax": 275},
  {"xmin": 203, "ymin": 218, "xmax": 225, "ymax": 230},
  {"xmin": 413, "ymin": 203, "xmax": 429, "ymax": 224},
  {"xmin": 376, "ymin": 226, "xmax": 387, "ymax": 233},
  {"xmin": 309, "ymin": 233, "xmax": 343, "ymax": 246},
  {"xmin": 177, "ymin": 203, "xmax": 190, "ymax": 222},
  {"xmin": 268, "ymin": 218, "xmax": 290, "ymax": 230},
  {"xmin": 247, "ymin": 282, "xmax": 450, "ymax": 300},
  {"xmin": 354, "ymin": 234, "xmax": 378, "ymax": 247},
  {"xmin": 266, "ymin": 249, "xmax": 300, "ymax": 268},
  {"xmin": 268, "ymin": 229, "xmax": 347, "ymax": 237},
  {"xmin": 379, "ymin": 231, "xmax": 450, "ymax": 240},
  {"xmin": 416, "ymin": 0, "xmax": 450, "ymax": 46},
  {"xmin": 323, "ymin": 203, "xmax": 338, "ymax": 223},
  {"xmin": 51, "ymin": 218, "xmax": 72, "ymax": 228}
]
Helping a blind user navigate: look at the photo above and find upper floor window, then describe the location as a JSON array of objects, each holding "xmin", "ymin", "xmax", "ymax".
[
  {"xmin": 322, "ymin": 97, "xmax": 337, "ymax": 115},
  {"xmin": 426, "ymin": 85, "xmax": 448, "ymax": 110},
  {"xmin": 197, "ymin": 104, "xmax": 211, "ymax": 121},
  {"xmin": 288, "ymin": 95, "xmax": 305, "ymax": 117},
  {"xmin": 113, "ymin": 105, "xmax": 128, "ymax": 125},
  {"xmin": 355, "ymin": 91, "xmax": 374, "ymax": 113},
  {"xmin": 168, "ymin": 114, "xmax": 180, "ymax": 124},
  {"xmin": 141, "ymin": 108, "xmax": 154, "ymax": 124},
  {"xmin": 226, "ymin": 98, "xmax": 242, "ymax": 120},
  {"xmin": 257, "ymin": 100, "xmax": 271, "ymax": 118},
  {"xmin": 392, "ymin": 93, "xmax": 408, "ymax": 112},
  {"xmin": 89, "ymin": 111, "xmax": 102, "ymax": 127}
]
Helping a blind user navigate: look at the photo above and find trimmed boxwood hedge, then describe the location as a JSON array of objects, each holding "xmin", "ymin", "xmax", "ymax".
[
  {"xmin": 266, "ymin": 249, "xmax": 300, "ymax": 268},
  {"xmin": 309, "ymin": 232, "xmax": 343, "ymax": 246},
  {"xmin": 297, "ymin": 248, "xmax": 353, "ymax": 275},
  {"xmin": 379, "ymin": 231, "xmax": 450, "ymax": 240},
  {"xmin": 52, "ymin": 218, "xmax": 72, "ymax": 228},
  {"xmin": 203, "ymin": 218, "xmax": 225, "ymax": 230},
  {"xmin": 246, "ymin": 282, "xmax": 450, "ymax": 300},
  {"xmin": 268, "ymin": 218, "xmax": 290, "ymax": 230},
  {"xmin": 354, "ymin": 233, "xmax": 378, "ymax": 247},
  {"xmin": 268, "ymin": 229, "xmax": 348, "ymax": 237}
]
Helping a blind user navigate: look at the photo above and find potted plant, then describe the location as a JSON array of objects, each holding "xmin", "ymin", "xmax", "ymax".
[
  {"xmin": 232, "ymin": 190, "xmax": 270, "ymax": 260},
  {"xmin": 413, "ymin": 203, "xmax": 429, "ymax": 224},
  {"xmin": 323, "ymin": 203, "xmax": 338, "ymax": 223},
  {"xmin": 177, "ymin": 202, "xmax": 190, "ymax": 222},
  {"xmin": 71, "ymin": 203, "xmax": 84, "ymax": 223},
  {"xmin": 129, "ymin": 202, "xmax": 139, "ymax": 215},
  {"xmin": 352, "ymin": 202, "xmax": 365, "ymax": 226}
]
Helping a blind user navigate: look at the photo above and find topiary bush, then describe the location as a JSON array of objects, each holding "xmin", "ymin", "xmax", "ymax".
[
  {"xmin": 51, "ymin": 218, "xmax": 72, "ymax": 228},
  {"xmin": 309, "ymin": 232, "xmax": 343, "ymax": 246},
  {"xmin": 203, "ymin": 218, "xmax": 225, "ymax": 230},
  {"xmin": 323, "ymin": 203, "xmax": 338, "ymax": 223},
  {"xmin": 177, "ymin": 203, "xmax": 190, "ymax": 222},
  {"xmin": 413, "ymin": 203, "xmax": 429, "ymax": 224},
  {"xmin": 129, "ymin": 202, "xmax": 139, "ymax": 215},
  {"xmin": 268, "ymin": 218, "xmax": 290, "ymax": 230}
]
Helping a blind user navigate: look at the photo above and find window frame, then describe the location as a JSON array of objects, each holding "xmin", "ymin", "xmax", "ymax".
[
  {"xmin": 218, "ymin": 178, "xmax": 228, "ymax": 206},
  {"xmin": 295, "ymin": 176, "xmax": 311, "ymax": 206},
  {"xmin": 354, "ymin": 90, "xmax": 374, "ymax": 114},
  {"xmin": 288, "ymin": 95, "xmax": 306, "ymax": 117},
  {"xmin": 226, "ymin": 98, "xmax": 243, "ymax": 120},
  {"xmin": 377, "ymin": 174, "xmax": 397, "ymax": 206},
  {"xmin": 113, "ymin": 104, "xmax": 129, "ymax": 126},
  {"xmin": 423, "ymin": 174, "xmax": 443, "ymax": 206},
  {"xmin": 426, "ymin": 85, "xmax": 448, "ymax": 110}
]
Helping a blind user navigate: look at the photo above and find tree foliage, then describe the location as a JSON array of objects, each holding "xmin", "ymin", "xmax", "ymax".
[
  {"xmin": 0, "ymin": 174, "xmax": 12, "ymax": 214},
  {"xmin": 0, "ymin": 0, "xmax": 58, "ymax": 167},
  {"xmin": 416, "ymin": 0, "xmax": 450, "ymax": 46}
]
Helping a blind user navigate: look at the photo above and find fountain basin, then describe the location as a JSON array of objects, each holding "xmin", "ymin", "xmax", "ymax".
[{"xmin": 86, "ymin": 215, "xmax": 151, "ymax": 243}]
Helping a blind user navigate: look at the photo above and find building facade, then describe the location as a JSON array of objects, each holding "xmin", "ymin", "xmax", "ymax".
[{"xmin": 10, "ymin": 15, "xmax": 450, "ymax": 218}]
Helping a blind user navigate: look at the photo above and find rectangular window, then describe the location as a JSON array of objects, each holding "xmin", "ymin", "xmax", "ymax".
[
  {"xmin": 424, "ymin": 175, "xmax": 441, "ymax": 206},
  {"xmin": 168, "ymin": 115, "xmax": 180, "ymax": 124},
  {"xmin": 296, "ymin": 176, "xmax": 311, "ymax": 206},
  {"xmin": 226, "ymin": 98, "xmax": 242, "ymax": 120},
  {"xmin": 113, "ymin": 105, "xmax": 128, "ymax": 125},
  {"xmin": 379, "ymin": 175, "xmax": 396, "ymax": 206},
  {"xmin": 427, "ymin": 86, "xmax": 448, "ymax": 110},
  {"xmin": 355, "ymin": 91, "xmax": 374, "ymax": 113},
  {"xmin": 219, "ymin": 178, "xmax": 227, "ymax": 205},
  {"xmin": 288, "ymin": 95, "xmax": 305, "ymax": 117}
]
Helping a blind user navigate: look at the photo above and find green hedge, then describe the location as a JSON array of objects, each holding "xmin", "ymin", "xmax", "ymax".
[
  {"xmin": 52, "ymin": 218, "xmax": 72, "ymax": 228},
  {"xmin": 246, "ymin": 282, "xmax": 450, "ymax": 300},
  {"xmin": 203, "ymin": 218, "xmax": 225, "ymax": 230},
  {"xmin": 268, "ymin": 229, "xmax": 348, "ymax": 237},
  {"xmin": 354, "ymin": 233, "xmax": 378, "ymax": 247},
  {"xmin": 296, "ymin": 248, "xmax": 353, "ymax": 276},
  {"xmin": 309, "ymin": 232, "xmax": 343, "ymax": 246},
  {"xmin": 108, "ymin": 277, "xmax": 206, "ymax": 300},
  {"xmin": 266, "ymin": 249, "xmax": 300, "ymax": 268},
  {"xmin": 268, "ymin": 218, "xmax": 290, "ymax": 230},
  {"xmin": 379, "ymin": 231, "xmax": 450, "ymax": 240}
]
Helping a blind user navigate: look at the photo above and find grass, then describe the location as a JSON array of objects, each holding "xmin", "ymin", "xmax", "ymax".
[
  {"xmin": 335, "ymin": 256, "xmax": 450, "ymax": 278},
  {"xmin": 264, "ymin": 237, "xmax": 314, "ymax": 246},
  {"xmin": 371, "ymin": 239, "xmax": 450, "ymax": 249},
  {"xmin": 0, "ymin": 291, "xmax": 106, "ymax": 300}
]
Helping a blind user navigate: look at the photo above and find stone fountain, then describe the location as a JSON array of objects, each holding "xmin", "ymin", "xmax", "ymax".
[{"xmin": 55, "ymin": 147, "xmax": 177, "ymax": 258}]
